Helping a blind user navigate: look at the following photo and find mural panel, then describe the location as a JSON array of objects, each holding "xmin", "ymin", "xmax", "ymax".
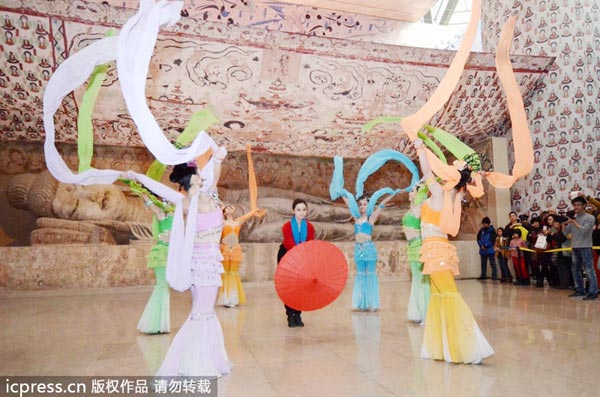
[
  {"xmin": 0, "ymin": 0, "xmax": 551, "ymax": 158},
  {"xmin": 483, "ymin": 0, "xmax": 600, "ymax": 215}
]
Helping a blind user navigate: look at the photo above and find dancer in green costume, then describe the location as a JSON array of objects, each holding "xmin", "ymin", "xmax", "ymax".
[
  {"xmin": 403, "ymin": 183, "xmax": 430, "ymax": 324},
  {"xmin": 137, "ymin": 193, "xmax": 174, "ymax": 334}
]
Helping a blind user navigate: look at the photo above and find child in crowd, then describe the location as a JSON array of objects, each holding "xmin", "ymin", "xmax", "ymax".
[
  {"xmin": 494, "ymin": 227, "xmax": 512, "ymax": 283},
  {"xmin": 510, "ymin": 229, "xmax": 530, "ymax": 286}
]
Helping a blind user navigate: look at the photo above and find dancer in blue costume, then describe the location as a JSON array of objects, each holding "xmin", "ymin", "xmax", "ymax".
[
  {"xmin": 330, "ymin": 149, "xmax": 420, "ymax": 311},
  {"xmin": 350, "ymin": 193, "xmax": 394, "ymax": 311},
  {"xmin": 403, "ymin": 182, "xmax": 430, "ymax": 324}
]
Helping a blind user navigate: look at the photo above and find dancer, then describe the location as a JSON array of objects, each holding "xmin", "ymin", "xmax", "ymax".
[
  {"xmin": 348, "ymin": 193, "xmax": 395, "ymax": 312},
  {"xmin": 330, "ymin": 150, "xmax": 419, "ymax": 312},
  {"xmin": 278, "ymin": 199, "xmax": 315, "ymax": 327},
  {"xmin": 360, "ymin": 4, "xmax": 531, "ymax": 365},
  {"xmin": 157, "ymin": 147, "xmax": 232, "ymax": 377},
  {"xmin": 219, "ymin": 146, "xmax": 265, "ymax": 307},
  {"xmin": 220, "ymin": 204, "xmax": 264, "ymax": 307},
  {"xmin": 137, "ymin": 192, "xmax": 173, "ymax": 334},
  {"xmin": 414, "ymin": 138, "xmax": 494, "ymax": 364},
  {"xmin": 403, "ymin": 182, "xmax": 430, "ymax": 324}
]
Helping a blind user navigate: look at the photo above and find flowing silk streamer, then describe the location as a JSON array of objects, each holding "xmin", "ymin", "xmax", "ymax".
[
  {"xmin": 330, "ymin": 150, "xmax": 420, "ymax": 218},
  {"xmin": 330, "ymin": 156, "xmax": 361, "ymax": 218},
  {"xmin": 400, "ymin": 0, "xmax": 482, "ymax": 140},
  {"xmin": 76, "ymin": 29, "xmax": 115, "ymax": 173},
  {"xmin": 146, "ymin": 110, "xmax": 219, "ymax": 180},
  {"xmin": 44, "ymin": 36, "xmax": 121, "ymax": 185},
  {"xmin": 420, "ymin": 16, "xmax": 532, "ymax": 195},
  {"xmin": 362, "ymin": 116, "xmax": 448, "ymax": 163},
  {"xmin": 44, "ymin": 0, "xmax": 212, "ymax": 187},
  {"xmin": 484, "ymin": 16, "xmax": 534, "ymax": 188},
  {"xmin": 43, "ymin": 1, "xmax": 225, "ymax": 292},
  {"xmin": 355, "ymin": 149, "xmax": 420, "ymax": 216},
  {"xmin": 246, "ymin": 145, "xmax": 266, "ymax": 218},
  {"xmin": 116, "ymin": 0, "xmax": 211, "ymax": 165},
  {"xmin": 77, "ymin": 62, "xmax": 109, "ymax": 173}
]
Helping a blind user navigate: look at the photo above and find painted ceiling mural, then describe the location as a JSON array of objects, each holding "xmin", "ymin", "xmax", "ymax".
[
  {"xmin": 482, "ymin": 0, "xmax": 600, "ymax": 216},
  {"xmin": 0, "ymin": 0, "xmax": 552, "ymax": 159},
  {"xmin": 87, "ymin": 0, "xmax": 468, "ymax": 49}
]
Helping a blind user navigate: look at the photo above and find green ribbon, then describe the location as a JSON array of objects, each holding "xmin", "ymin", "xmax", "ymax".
[
  {"xmin": 76, "ymin": 31, "xmax": 115, "ymax": 172},
  {"xmin": 362, "ymin": 116, "xmax": 448, "ymax": 164},
  {"xmin": 145, "ymin": 109, "xmax": 219, "ymax": 180}
]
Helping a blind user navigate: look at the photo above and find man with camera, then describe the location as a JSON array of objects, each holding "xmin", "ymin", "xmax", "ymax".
[{"xmin": 564, "ymin": 195, "xmax": 597, "ymax": 300}]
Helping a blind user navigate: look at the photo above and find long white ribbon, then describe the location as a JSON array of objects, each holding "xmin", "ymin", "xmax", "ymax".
[{"xmin": 43, "ymin": 0, "xmax": 211, "ymax": 187}]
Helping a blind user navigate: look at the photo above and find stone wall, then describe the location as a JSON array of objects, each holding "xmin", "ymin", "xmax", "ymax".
[{"xmin": 0, "ymin": 240, "xmax": 482, "ymax": 290}]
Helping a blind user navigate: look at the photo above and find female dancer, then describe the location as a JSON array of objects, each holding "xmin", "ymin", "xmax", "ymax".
[
  {"xmin": 403, "ymin": 183, "xmax": 430, "ymax": 324},
  {"xmin": 414, "ymin": 138, "xmax": 494, "ymax": 364},
  {"xmin": 347, "ymin": 193, "xmax": 394, "ymax": 312},
  {"xmin": 137, "ymin": 193, "xmax": 173, "ymax": 334},
  {"xmin": 157, "ymin": 147, "xmax": 232, "ymax": 377},
  {"xmin": 220, "ymin": 204, "xmax": 264, "ymax": 307},
  {"xmin": 278, "ymin": 198, "xmax": 315, "ymax": 327},
  {"xmin": 330, "ymin": 150, "xmax": 419, "ymax": 312},
  {"xmin": 219, "ymin": 146, "xmax": 265, "ymax": 307}
]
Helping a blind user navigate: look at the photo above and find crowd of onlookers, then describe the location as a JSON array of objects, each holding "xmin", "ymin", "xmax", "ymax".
[{"xmin": 476, "ymin": 192, "xmax": 600, "ymax": 300}]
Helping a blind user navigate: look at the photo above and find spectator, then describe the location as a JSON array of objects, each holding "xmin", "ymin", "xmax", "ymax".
[
  {"xmin": 528, "ymin": 217, "xmax": 544, "ymax": 283},
  {"xmin": 509, "ymin": 229, "xmax": 530, "ymax": 286},
  {"xmin": 477, "ymin": 217, "xmax": 498, "ymax": 280},
  {"xmin": 494, "ymin": 227, "xmax": 512, "ymax": 283},
  {"xmin": 504, "ymin": 211, "xmax": 521, "ymax": 243},
  {"xmin": 519, "ymin": 214, "xmax": 534, "ymax": 278},
  {"xmin": 532, "ymin": 217, "xmax": 553, "ymax": 288},
  {"xmin": 545, "ymin": 214, "xmax": 566, "ymax": 288},
  {"xmin": 564, "ymin": 196, "xmax": 597, "ymax": 300},
  {"xmin": 581, "ymin": 193, "xmax": 600, "ymax": 283}
]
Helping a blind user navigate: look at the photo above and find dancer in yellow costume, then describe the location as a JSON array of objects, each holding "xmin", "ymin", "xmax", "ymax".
[
  {"xmin": 363, "ymin": 1, "xmax": 532, "ymax": 365},
  {"xmin": 219, "ymin": 146, "xmax": 265, "ymax": 307},
  {"xmin": 414, "ymin": 138, "xmax": 494, "ymax": 364}
]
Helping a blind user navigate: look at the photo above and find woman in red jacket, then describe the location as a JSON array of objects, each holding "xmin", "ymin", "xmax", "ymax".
[{"xmin": 277, "ymin": 198, "xmax": 316, "ymax": 327}]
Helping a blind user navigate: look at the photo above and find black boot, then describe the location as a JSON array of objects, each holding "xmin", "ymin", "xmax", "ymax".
[
  {"xmin": 287, "ymin": 313, "xmax": 297, "ymax": 327},
  {"xmin": 295, "ymin": 312, "xmax": 304, "ymax": 327},
  {"xmin": 285, "ymin": 305, "xmax": 297, "ymax": 327}
]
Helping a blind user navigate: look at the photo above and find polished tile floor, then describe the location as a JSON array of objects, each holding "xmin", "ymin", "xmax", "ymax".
[{"xmin": 1, "ymin": 280, "xmax": 599, "ymax": 397}]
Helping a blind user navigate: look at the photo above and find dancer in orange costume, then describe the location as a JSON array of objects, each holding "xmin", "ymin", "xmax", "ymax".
[
  {"xmin": 220, "ymin": 204, "xmax": 265, "ymax": 307},
  {"xmin": 414, "ymin": 138, "xmax": 494, "ymax": 364},
  {"xmin": 219, "ymin": 146, "xmax": 265, "ymax": 307}
]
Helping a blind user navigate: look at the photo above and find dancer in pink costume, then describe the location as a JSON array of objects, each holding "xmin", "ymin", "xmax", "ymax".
[{"xmin": 157, "ymin": 147, "xmax": 232, "ymax": 377}]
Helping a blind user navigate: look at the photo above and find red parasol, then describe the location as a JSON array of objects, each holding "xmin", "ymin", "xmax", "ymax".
[{"xmin": 275, "ymin": 240, "xmax": 348, "ymax": 311}]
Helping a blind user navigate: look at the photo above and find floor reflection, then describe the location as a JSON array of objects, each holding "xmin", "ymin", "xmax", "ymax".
[{"xmin": 1, "ymin": 280, "xmax": 599, "ymax": 396}]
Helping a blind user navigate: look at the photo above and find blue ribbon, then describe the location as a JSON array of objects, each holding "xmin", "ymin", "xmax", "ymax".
[
  {"xmin": 330, "ymin": 149, "xmax": 420, "ymax": 218},
  {"xmin": 290, "ymin": 217, "xmax": 307, "ymax": 244}
]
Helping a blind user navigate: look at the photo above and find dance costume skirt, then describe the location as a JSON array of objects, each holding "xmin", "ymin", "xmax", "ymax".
[
  {"xmin": 157, "ymin": 286, "xmax": 232, "ymax": 377},
  {"xmin": 421, "ymin": 271, "xmax": 494, "ymax": 363},
  {"xmin": 219, "ymin": 244, "xmax": 246, "ymax": 306},
  {"xmin": 147, "ymin": 242, "xmax": 168, "ymax": 269},
  {"xmin": 352, "ymin": 240, "xmax": 379, "ymax": 310},
  {"xmin": 137, "ymin": 266, "xmax": 170, "ymax": 333},
  {"xmin": 191, "ymin": 242, "xmax": 224, "ymax": 287},
  {"xmin": 407, "ymin": 261, "xmax": 430, "ymax": 323}
]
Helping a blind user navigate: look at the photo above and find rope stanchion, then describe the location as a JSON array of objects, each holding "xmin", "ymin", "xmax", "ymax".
[{"xmin": 516, "ymin": 246, "xmax": 600, "ymax": 253}]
